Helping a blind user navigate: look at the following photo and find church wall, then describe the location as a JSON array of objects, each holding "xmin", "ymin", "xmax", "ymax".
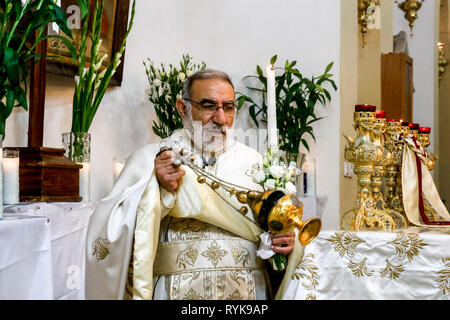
[
  {"xmin": 439, "ymin": 0, "xmax": 450, "ymax": 208},
  {"xmin": 5, "ymin": 0, "xmax": 342, "ymax": 229},
  {"xmin": 339, "ymin": 0, "xmax": 359, "ymax": 225},
  {"xmin": 393, "ymin": 0, "xmax": 440, "ymax": 157}
]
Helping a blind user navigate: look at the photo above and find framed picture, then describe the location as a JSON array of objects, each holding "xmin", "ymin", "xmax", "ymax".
[{"xmin": 46, "ymin": 0, "xmax": 131, "ymax": 86}]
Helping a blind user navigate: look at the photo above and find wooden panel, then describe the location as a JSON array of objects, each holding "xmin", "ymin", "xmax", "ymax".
[
  {"xmin": 5, "ymin": 147, "xmax": 82, "ymax": 202},
  {"xmin": 381, "ymin": 53, "xmax": 414, "ymax": 122}
]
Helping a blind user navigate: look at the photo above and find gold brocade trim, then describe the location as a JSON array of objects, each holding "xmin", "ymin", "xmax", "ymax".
[
  {"xmin": 92, "ymin": 237, "xmax": 111, "ymax": 262},
  {"xmin": 154, "ymin": 238, "xmax": 263, "ymax": 276},
  {"xmin": 326, "ymin": 231, "xmax": 428, "ymax": 279},
  {"xmin": 436, "ymin": 257, "xmax": 450, "ymax": 296},
  {"xmin": 292, "ymin": 253, "xmax": 320, "ymax": 300}
]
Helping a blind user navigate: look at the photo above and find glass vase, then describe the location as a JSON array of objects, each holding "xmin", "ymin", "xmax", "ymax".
[
  {"xmin": 62, "ymin": 132, "xmax": 91, "ymax": 202},
  {"xmin": 286, "ymin": 152, "xmax": 306, "ymax": 198}
]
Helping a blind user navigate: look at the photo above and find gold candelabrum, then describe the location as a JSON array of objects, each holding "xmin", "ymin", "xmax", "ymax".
[
  {"xmin": 395, "ymin": 0, "xmax": 424, "ymax": 37},
  {"xmin": 371, "ymin": 112, "xmax": 408, "ymax": 229},
  {"xmin": 384, "ymin": 120, "xmax": 403, "ymax": 211},
  {"xmin": 342, "ymin": 106, "xmax": 441, "ymax": 231},
  {"xmin": 342, "ymin": 105, "xmax": 396, "ymax": 231},
  {"xmin": 358, "ymin": 0, "xmax": 379, "ymax": 47},
  {"xmin": 167, "ymin": 144, "xmax": 322, "ymax": 246}
]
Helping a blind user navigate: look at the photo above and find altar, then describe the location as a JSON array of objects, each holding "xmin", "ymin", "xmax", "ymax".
[
  {"xmin": 284, "ymin": 227, "xmax": 450, "ymax": 300},
  {"xmin": 0, "ymin": 202, "xmax": 95, "ymax": 300}
]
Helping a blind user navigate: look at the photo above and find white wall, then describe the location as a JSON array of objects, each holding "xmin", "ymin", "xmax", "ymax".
[
  {"xmin": 6, "ymin": 0, "xmax": 342, "ymax": 230},
  {"xmin": 393, "ymin": 0, "xmax": 440, "ymax": 153}
]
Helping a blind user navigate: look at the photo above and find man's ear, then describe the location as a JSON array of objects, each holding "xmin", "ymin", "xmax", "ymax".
[{"xmin": 176, "ymin": 98, "xmax": 187, "ymax": 119}]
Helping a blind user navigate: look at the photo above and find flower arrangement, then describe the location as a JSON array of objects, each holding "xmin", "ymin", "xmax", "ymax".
[
  {"xmin": 246, "ymin": 148, "xmax": 301, "ymax": 195},
  {"xmin": 248, "ymin": 148, "xmax": 302, "ymax": 270},
  {"xmin": 70, "ymin": 0, "xmax": 136, "ymax": 133},
  {"xmin": 0, "ymin": 0, "xmax": 77, "ymax": 138},
  {"xmin": 144, "ymin": 54, "xmax": 206, "ymax": 139},
  {"xmin": 236, "ymin": 55, "xmax": 337, "ymax": 163}
]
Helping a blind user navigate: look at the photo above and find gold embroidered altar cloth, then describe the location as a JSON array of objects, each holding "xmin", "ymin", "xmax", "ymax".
[{"xmin": 282, "ymin": 228, "xmax": 450, "ymax": 300}]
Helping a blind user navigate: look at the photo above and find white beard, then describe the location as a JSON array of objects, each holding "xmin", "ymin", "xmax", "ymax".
[{"xmin": 182, "ymin": 111, "xmax": 234, "ymax": 155}]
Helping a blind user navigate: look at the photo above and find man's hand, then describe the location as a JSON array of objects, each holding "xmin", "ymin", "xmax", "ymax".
[
  {"xmin": 270, "ymin": 230, "xmax": 295, "ymax": 256},
  {"xmin": 154, "ymin": 150, "xmax": 185, "ymax": 193}
]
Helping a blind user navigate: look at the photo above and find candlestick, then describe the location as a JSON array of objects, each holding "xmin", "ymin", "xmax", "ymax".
[
  {"xmin": 266, "ymin": 64, "xmax": 277, "ymax": 150},
  {"xmin": 2, "ymin": 150, "xmax": 19, "ymax": 205},
  {"xmin": 113, "ymin": 158, "xmax": 125, "ymax": 182},
  {"xmin": 79, "ymin": 162, "xmax": 90, "ymax": 202}
]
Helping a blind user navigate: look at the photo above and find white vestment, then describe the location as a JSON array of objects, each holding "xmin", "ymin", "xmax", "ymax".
[{"xmin": 85, "ymin": 129, "xmax": 304, "ymax": 300}]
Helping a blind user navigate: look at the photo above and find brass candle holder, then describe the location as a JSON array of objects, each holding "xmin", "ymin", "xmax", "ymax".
[
  {"xmin": 342, "ymin": 105, "xmax": 395, "ymax": 231},
  {"xmin": 385, "ymin": 120, "xmax": 403, "ymax": 212},
  {"xmin": 371, "ymin": 111, "xmax": 407, "ymax": 229}
]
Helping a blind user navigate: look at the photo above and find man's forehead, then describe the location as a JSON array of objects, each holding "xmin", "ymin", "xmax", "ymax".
[{"xmin": 191, "ymin": 78, "xmax": 235, "ymax": 97}]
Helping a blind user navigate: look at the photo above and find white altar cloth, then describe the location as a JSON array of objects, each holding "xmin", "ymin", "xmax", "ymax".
[
  {"xmin": 1, "ymin": 202, "xmax": 95, "ymax": 300},
  {"xmin": 283, "ymin": 227, "xmax": 450, "ymax": 300},
  {"xmin": 0, "ymin": 214, "xmax": 53, "ymax": 299}
]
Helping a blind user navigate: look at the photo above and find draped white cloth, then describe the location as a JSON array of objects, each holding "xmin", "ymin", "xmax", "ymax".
[
  {"xmin": 283, "ymin": 228, "xmax": 450, "ymax": 300},
  {"xmin": 0, "ymin": 214, "xmax": 53, "ymax": 299},
  {"xmin": 2, "ymin": 202, "xmax": 95, "ymax": 300}
]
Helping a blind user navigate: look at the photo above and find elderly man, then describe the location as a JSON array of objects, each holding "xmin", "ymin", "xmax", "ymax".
[{"xmin": 85, "ymin": 69, "xmax": 299, "ymax": 300}]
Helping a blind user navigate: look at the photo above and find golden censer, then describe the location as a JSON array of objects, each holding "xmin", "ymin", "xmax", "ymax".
[{"xmin": 168, "ymin": 144, "xmax": 321, "ymax": 246}]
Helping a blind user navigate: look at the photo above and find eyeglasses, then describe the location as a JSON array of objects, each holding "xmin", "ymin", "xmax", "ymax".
[{"xmin": 184, "ymin": 98, "xmax": 236, "ymax": 116}]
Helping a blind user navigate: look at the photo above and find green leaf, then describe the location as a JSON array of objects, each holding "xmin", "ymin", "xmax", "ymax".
[
  {"xmin": 4, "ymin": 48, "xmax": 20, "ymax": 86},
  {"xmin": 270, "ymin": 55, "xmax": 278, "ymax": 65}
]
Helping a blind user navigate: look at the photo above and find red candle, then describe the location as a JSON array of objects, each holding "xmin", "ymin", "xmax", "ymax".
[
  {"xmin": 375, "ymin": 110, "xmax": 386, "ymax": 118},
  {"xmin": 408, "ymin": 123, "xmax": 420, "ymax": 130},
  {"xmin": 419, "ymin": 127, "xmax": 431, "ymax": 133},
  {"xmin": 355, "ymin": 104, "xmax": 376, "ymax": 112}
]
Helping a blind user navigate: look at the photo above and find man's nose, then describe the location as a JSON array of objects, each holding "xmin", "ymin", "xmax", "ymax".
[{"xmin": 213, "ymin": 106, "xmax": 227, "ymax": 125}]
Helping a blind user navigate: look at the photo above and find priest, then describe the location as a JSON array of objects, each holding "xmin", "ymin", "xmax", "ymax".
[{"xmin": 85, "ymin": 69, "xmax": 304, "ymax": 300}]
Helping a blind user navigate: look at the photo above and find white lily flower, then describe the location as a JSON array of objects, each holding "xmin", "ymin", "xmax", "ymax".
[
  {"xmin": 153, "ymin": 79, "xmax": 161, "ymax": 87},
  {"xmin": 288, "ymin": 161, "xmax": 297, "ymax": 168},
  {"xmin": 264, "ymin": 179, "xmax": 276, "ymax": 191},
  {"xmin": 178, "ymin": 72, "xmax": 186, "ymax": 81},
  {"xmin": 186, "ymin": 69, "xmax": 193, "ymax": 77},
  {"xmin": 285, "ymin": 181, "xmax": 297, "ymax": 194},
  {"xmin": 269, "ymin": 165, "xmax": 284, "ymax": 179},
  {"xmin": 74, "ymin": 76, "xmax": 80, "ymax": 85},
  {"xmin": 253, "ymin": 170, "xmax": 266, "ymax": 184}
]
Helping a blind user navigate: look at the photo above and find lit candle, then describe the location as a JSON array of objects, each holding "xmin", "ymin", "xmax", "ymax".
[
  {"xmin": 2, "ymin": 150, "xmax": 19, "ymax": 204},
  {"xmin": 79, "ymin": 162, "xmax": 90, "ymax": 202},
  {"xmin": 266, "ymin": 64, "xmax": 277, "ymax": 150},
  {"xmin": 113, "ymin": 158, "xmax": 125, "ymax": 182}
]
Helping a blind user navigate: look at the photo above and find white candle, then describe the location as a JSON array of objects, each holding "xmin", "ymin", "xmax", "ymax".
[
  {"xmin": 79, "ymin": 162, "xmax": 90, "ymax": 202},
  {"xmin": 266, "ymin": 64, "xmax": 277, "ymax": 150},
  {"xmin": 113, "ymin": 158, "xmax": 125, "ymax": 182},
  {"xmin": 3, "ymin": 151, "xmax": 19, "ymax": 205}
]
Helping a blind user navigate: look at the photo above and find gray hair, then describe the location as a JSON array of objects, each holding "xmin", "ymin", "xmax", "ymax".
[{"xmin": 181, "ymin": 69, "xmax": 235, "ymax": 101}]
